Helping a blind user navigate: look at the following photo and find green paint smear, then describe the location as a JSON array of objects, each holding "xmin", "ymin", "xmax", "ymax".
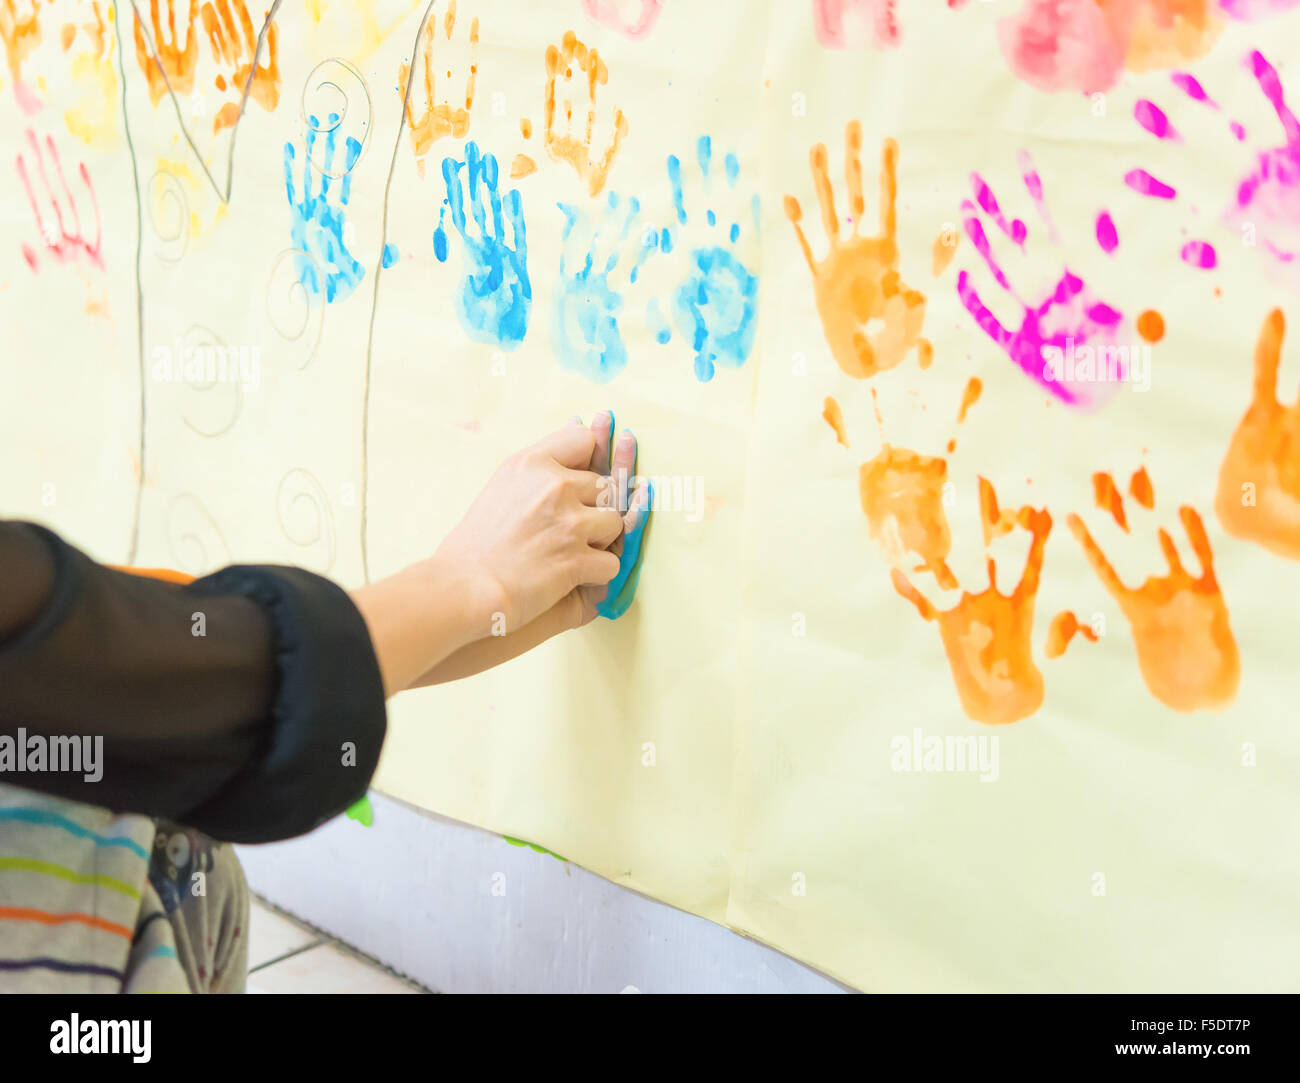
[
  {"xmin": 502, "ymin": 835, "xmax": 567, "ymax": 862},
  {"xmin": 345, "ymin": 796, "xmax": 374, "ymax": 827}
]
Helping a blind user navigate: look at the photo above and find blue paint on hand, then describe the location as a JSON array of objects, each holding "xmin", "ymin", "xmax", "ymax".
[
  {"xmin": 553, "ymin": 191, "xmax": 658, "ymax": 383},
  {"xmin": 659, "ymin": 135, "xmax": 760, "ymax": 382},
  {"xmin": 597, "ymin": 480, "xmax": 653, "ymax": 620},
  {"xmin": 284, "ymin": 113, "xmax": 366, "ymax": 305},
  {"xmin": 432, "ymin": 141, "xmax": 531, "ymax": 351}
]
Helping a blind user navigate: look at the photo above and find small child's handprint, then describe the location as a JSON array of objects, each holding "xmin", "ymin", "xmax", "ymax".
[
  {"xmin": 785, "ymin": 120, "xmax": 934, "ymax": 380},
  {"xmin": 199, "ymin": 0, "xmax": 281, "ymax": 134},
  {"xmin": 433, "ymin": 140, "xmax": 531, "ymax": 350},
  {"xmin": 656, "ymin": 135, "xmax": 760, "ymax": 382},
  {"xmin": 544, "ymin": 30, "xmax": 628, "ymax": 198},
  {"xmin": 16, "ymin": 128, "xmax": 103, "ymax": 271},
  {"xmin": 957, "ymin": 150, "xmax": 1128, "ymax": 408},
  {"xmin": 398, "ymin": 0, "xmax": 478, "ymax": 166},
  {"xmin": 891, "ymin": 477, "xmax": 1053, "ymax": 726},
  {"xmin": 553, "ymin": 191, "xmax": 657, "ymax": 382},
  {"xmin": 283, "ymin": 113, "xmax": 365, "ymax": 305},
  {"xmin": 1127, "ymin": 52, "xmax": 1300, "ymax": 290},
  {"xmin": 1216, "ymin": 308, "xmax": 1300, "ymax": 557},
  {"xmin": 134, "ymin": 0, "xmax": 202, "ymax": 103},
  {"xmin": 1068, "ymin": 467, "xmax": 1240, "ymax": 711}
]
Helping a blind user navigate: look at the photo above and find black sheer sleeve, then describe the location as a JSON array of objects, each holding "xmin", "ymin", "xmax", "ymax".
[{"xmin": 0, "ymin": 521, "xmax": 387, "ymax": 843}]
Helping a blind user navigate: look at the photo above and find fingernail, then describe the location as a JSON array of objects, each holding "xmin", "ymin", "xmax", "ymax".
[{"xmin": 619, "ymin": 430, "xmax": 635, "ymax": 446}]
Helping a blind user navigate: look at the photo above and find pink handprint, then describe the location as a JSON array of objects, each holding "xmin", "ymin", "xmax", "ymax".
[
  {"xmin": 811, "ymin": 0, "xmax": 901, "ymax": 49},
  {"xmin": 581, "ymin": 0, "xmax": 663, "ymax": 40},
  {"xmin": 15, "ymin": 129, "xmax": 103, "ymax": 272},
  {"xmin": 957, "ymin": 151, "xmax": 1130, "ymax": 409}
]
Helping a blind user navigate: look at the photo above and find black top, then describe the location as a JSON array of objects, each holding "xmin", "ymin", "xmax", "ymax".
[{"xmin": 0, "ymin": 521, "xmax": 387, "ymax": 844}]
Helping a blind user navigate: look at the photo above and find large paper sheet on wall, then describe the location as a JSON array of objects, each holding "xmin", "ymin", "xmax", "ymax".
[{"xmin": 2, "ymin": 0, "xmax": 1298, "ymax": 991}]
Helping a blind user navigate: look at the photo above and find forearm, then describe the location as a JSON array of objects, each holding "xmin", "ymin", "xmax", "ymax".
[
  {"xmin": 349, "ymin": 554, "xmax": 503, "ymax": 696},
  {"xmin": 406, "ymin": 593, "xmax": 583, "ymax": 688}
]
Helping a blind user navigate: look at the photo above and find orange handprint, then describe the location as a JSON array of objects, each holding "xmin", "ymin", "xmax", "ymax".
[
  {"xmin": 200, "ymin": 0, "xmax": 280, "ymax": 134},
  {"xmin": 134, "ymin": 0, "xmax": 201, "ymax": 104},
  {"xmin": 891, "ymin": 478, "xmax": 1052, "ymax": 726},
  {"xmin": 1068, "ymin": 469, "xmax": 1239, "ymax": 712},
  {"xmin": 1216, "ymin": 309, "xmax": 1300, "ymax": 559},
  {"xmin": 785, "ymin": 120, "xmax": 937, "ymax": 380},
  {"xmin": 0, "ymin": 0, "xmax": 48, "ymax": 112},
  {"xmin": 544, "ymin": 30, "xmax": 628, "ymax": 197},
  {"xmin": 398, "ymin": 0, "xmax": 478, "ymax": 163}
]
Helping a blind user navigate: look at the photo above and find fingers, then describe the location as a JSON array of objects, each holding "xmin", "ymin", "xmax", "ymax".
[
  {"xmin": 845, "ymin": 119, "xmax": 865, "ymax": 227},
  {"xmin": 540, "ymin": 420, "xmax": 597, "ymax": 469},
  {"xmin": 878, "ymin": 136, "xmax": 898, "ymax": 242},
  {"xmin": 576, "ymin": 547, "xmax": 621, "ymax": 587},
  {"xmin": 610, "ymin": 428, "xmax": 637, "ymax": 511},
  {"xmin": 810, "ymin": 142, "xmax": 838, "ymax": 247},
  {"xmin": 587, "ymin": 409, "xmax": 615, "ymax": 473},
  {"xmin": 1254, "ymin": 307, "xmax": 1284, "ymax": 406},
  {"xmin": 596, "ymin": 479, "xmax": 652, "ymax": 619},
  {"xmin": 584, "ymin": 505, "xmax": 624, "ymax": 548}
]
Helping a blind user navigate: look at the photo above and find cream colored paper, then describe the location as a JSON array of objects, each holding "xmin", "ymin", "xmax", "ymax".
[{"xmin": 2, "ymin": 0, "xmax": 1298, "ymax": 991}]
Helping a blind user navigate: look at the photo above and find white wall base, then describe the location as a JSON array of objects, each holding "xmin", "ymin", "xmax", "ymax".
[{"xmin": 237, "ymin": 792, "xmax": 843, "ymax": 993}]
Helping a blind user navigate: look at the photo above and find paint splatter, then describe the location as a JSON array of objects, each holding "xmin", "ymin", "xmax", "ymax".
[
  {"xmin": 544, "ymin": 30, "xmax": 628, "ymax": 197},
  {"xmin": 16, "ymin": 128, "xmax": 103, "ymax": 271},
  {"xmin": 892, "ymin": 479, "xmax": 1052, "ymax": 726},
  {"xmin": 1093, "ymin": 471, "xmax": 1129, "ymax": 530},
  {"xmin": 1130, "ymin": 464, "xmax": 1154, "ymax": 508},
  {"xmin": 553, "ymin": 191, "xmax": 656, "ymax": 382},
  {"xmin": 1136, "ymin": 309, "xmax": 1165, "ymax": 342},
  {"xmin": 283, "ymin": 113, "xmax": 365, "ymax": 304},
  {"xmin": 398, "ymin": 0, "xmax": 477, "ymax": 164},
  {"xmin": 381, "ymin": 242, "xmax": 399, "ymax": 268},
  {"xmin": 1095, "ymin": 211, "xmax": 1119, "ymax": 253},
  {"xmin": 1068, "ymin": 470, "xmax": 1239, "ymax": 711},
  {"xmin": 658, "ymin": 136, "xmax": 759, "ymax": 381},
  {"xmin": 957, "ymin": 152, "xmax": 1127, "ymax": 409},
  {"xmin": 433, "ymin": 141, "xmax": 531, "ymax": 349},
  {"xmin": 1215, "ymin": 308, "xmax": 1300, "ymax": 557},
  {"xmin": 957, "ymin": 376, "xmax": 982, "ymax": 423},
  {"xmin": 811, "ymin": 0, "xmax": 902, "ymax": 49},
  {"xmin": 1045, "ymin": 611, "xmax": 1099, "ymax": 658},
  {"xmin": 786, "ymin": 121, "xmax": 933, "ymax": 380},
  {"xmin": 822, "ymin": 395, "xmax": 849, "ymax": 446},
  {"xmin": 581, "ymin": 0, "xmax": 664, "ymax": 40},
  {"xmin": 200, "ymin": 0, "xmax": 281, "ymax": 133},
  {"xmin": 932, "ymin": 230, "xmax": 958, "ymax": 276}
]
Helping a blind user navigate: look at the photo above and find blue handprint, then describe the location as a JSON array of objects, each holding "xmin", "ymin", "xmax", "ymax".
[
  {"xmin": 659, "ymin": 135, "xmax": 760, "ymax": 382},
  {"xmin": 283, "ymin": 113, "xmax": 365, "ymax": 305},
  {"xmin": 433, "ymin": 141, "xmax": 531, "ymax": 351},
  {"xmin": 553, "ymin": 191, "xmax": 658, "ymax": 383}
]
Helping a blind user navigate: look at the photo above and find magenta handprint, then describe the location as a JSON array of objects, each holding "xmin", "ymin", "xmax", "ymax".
[
  {"xmin": 956, "ymin": 151, "xmax": 1128, "ymax": 409},
  {"xmin": 1125, "ymin": 51, "xmax": 1300, "ymax": 289}
]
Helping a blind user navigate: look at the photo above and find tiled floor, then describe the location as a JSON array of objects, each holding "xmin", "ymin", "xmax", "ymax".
[{"xmin": 245, "ymin": 897, "xmax": 425, "ymax": 994}]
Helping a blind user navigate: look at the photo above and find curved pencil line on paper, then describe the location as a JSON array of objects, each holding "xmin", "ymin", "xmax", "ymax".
[
  {"xmin": 126, "ymin": 0, "xmax": 283, "ymax": 204},
  {"xmin": 114, "ymin": 3, "xmax": 146, "ymax": 565},
  {"xmin": 360, "ymin": 0, "xmax": 438, "ymax": 584}
]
